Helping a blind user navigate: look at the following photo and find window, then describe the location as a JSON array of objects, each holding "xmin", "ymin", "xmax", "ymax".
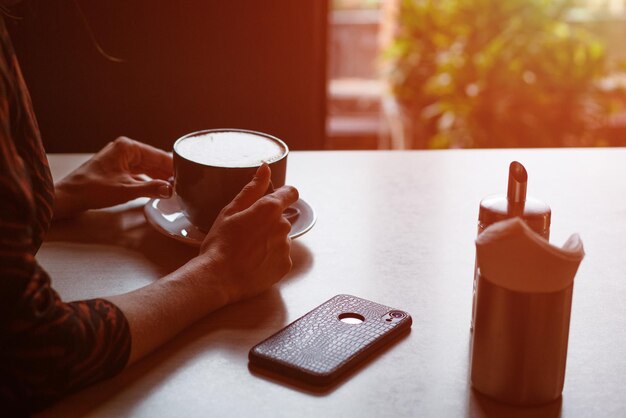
[
  {"xmin": 326, "ymin": 0, "xmax": 384, "ymax": 149},
  {"xmin": 327, "ymin": 0, "xmax": 626, "ymax": 149}
]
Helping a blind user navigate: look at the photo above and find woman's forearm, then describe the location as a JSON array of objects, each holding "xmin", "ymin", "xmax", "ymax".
[
  {"xmin": 104, "ymin": 165, "xmax": 298, "ymax": 367},
  {"xmin": 105, "ymin": 257, "xmax": 229, "ymax": 365}
]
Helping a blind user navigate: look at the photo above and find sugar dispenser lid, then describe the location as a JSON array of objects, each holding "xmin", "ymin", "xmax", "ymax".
[{"xmin": 478, "ymin": 161, "xmax": 551, "ymax": 234}]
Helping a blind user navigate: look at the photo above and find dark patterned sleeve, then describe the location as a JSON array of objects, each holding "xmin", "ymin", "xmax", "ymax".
[{"xmin": 0, "ymin": 20, "xmax": 131, "ymax": 416}]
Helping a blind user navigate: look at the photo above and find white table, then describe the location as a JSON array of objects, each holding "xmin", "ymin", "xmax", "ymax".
[{"xmin": 38, "ymin": 149, "xmax": 626, "ymax": 417}]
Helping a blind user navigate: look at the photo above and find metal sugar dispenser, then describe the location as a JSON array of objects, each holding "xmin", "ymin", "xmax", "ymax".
[
  {"xmin": 471, "ymin": 161, "xmax": 551, "ymax": 331},
  {"xmin": 470, "ymin": 218, "xmax": 584, "ymax": 405},
  {"xmin": 469, "ymin": 162, "xmax": 585, "ymax": 405}
]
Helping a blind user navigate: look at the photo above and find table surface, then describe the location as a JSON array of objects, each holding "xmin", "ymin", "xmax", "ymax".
[{"xmin": 37, "ymin": 149, "xmax": 626, "ymax": 418}]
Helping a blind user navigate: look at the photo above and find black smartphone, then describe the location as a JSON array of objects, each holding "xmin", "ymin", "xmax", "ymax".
[{"xmin": 248, "ymin": 294, "xmax": 412, "ymax": 387}]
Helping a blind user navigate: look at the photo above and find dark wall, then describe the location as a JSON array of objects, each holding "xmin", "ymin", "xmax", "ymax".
[{"xmin": 8, "ymin": 1, "xmax": 328, "ymax": 152}]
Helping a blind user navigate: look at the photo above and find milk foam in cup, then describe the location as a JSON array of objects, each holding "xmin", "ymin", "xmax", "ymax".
[{"xmin": 175, "ymin": 131, "xmax": 286, "ymax": 168}]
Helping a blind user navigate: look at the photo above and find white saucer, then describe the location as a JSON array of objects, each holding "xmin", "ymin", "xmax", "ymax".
[{"xmin": 144, "ymin": 193, "xmax": 316, "ymax": 246}]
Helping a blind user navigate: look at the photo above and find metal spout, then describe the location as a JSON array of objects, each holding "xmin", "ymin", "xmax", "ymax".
[{"xmin": 507, "ymin": 161, "xmax": 527, "ymax": 204}]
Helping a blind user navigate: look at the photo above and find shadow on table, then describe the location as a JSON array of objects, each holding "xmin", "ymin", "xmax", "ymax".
[
  {"xmin": 46, "ymin": 204, "xmax": 315, "ymax": 278},
  {"xmin": 46, "ymin": 205, "xmax": 197, "ymax": 272},
  {"xmin": 38, "ymin": 289, "xmax": 289, "ymax": 418},
  {"xmin": 467, "ymin": 389, "xmax": 562, "ymax": 418}
]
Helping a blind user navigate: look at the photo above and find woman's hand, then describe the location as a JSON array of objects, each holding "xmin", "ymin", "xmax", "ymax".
[
  {"xmin": 106, "ymin": 163, "xmax": 299, "ymax": 364},
  {"xmin": 198, "ymin": 163, "xmax": 299, "ymax": 304},
  {"xmin": 54, "ymin": 137, "xmax": 173, "ymax": 220}
]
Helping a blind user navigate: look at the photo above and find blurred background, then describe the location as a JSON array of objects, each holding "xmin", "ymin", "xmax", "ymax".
[{"xmin": 7, "ymin": 0, "xmax": 626, "ymax": 151}]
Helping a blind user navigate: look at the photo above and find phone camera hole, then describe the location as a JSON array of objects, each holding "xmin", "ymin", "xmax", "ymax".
[{"xmin": 338, "ymin": 312, "xmax": 365, "ymax": 325}]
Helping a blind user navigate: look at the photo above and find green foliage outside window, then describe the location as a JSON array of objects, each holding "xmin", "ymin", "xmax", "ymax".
[{"xmin": 385, "ymin": 0, "xmax": 622, "ymax": 148}]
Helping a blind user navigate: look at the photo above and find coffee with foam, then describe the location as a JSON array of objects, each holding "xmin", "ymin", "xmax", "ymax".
[
  {"xmin": 175, "ymin": 131, "xmax": 286, "ymax": 168},
  {"xmin": 173, "ymin": 129, "xmax": 289, "ymax": 231}
]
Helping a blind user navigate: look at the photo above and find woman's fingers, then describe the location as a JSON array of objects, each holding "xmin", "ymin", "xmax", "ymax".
[
  {"xmin": 265, "ymin": 218, "xmax": 292, "ymax": 248},
  {"xmin": 263, "ymin": 244, "xmax": 293, "ymax": 283},
  {"xmin": 271, "ymin": 217, "xmax": 293, "ymax": 240},
  {"xmin": 123, "ymin": 179, "xmax": 173, "ymax": 199},
  {"xmin": 223, "ymin": 164, "xmax": 272, "ymax": 215},
  {"xmin": 263, "ymin": 217, "xmax": 293, "ymax": 277},
  {"xmin": 265, "ymin": 251, "xmax": 293, "ymax": 283},
  {"xmin": 117, "ymin": 137, "xmax": 173, "ymax": 180},
  {"xmin": 265, "ymin": 185, "xmax": 300, "ymax": 210},
  {"xmin": 244, "ymin": 185, "xmax": 299, "ymax": 222}
]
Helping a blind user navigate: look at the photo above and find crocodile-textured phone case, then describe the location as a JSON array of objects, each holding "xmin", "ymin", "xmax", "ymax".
[{"xmin": 249, "ymin": 294, "xmax": 412, "ymax": 386}]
